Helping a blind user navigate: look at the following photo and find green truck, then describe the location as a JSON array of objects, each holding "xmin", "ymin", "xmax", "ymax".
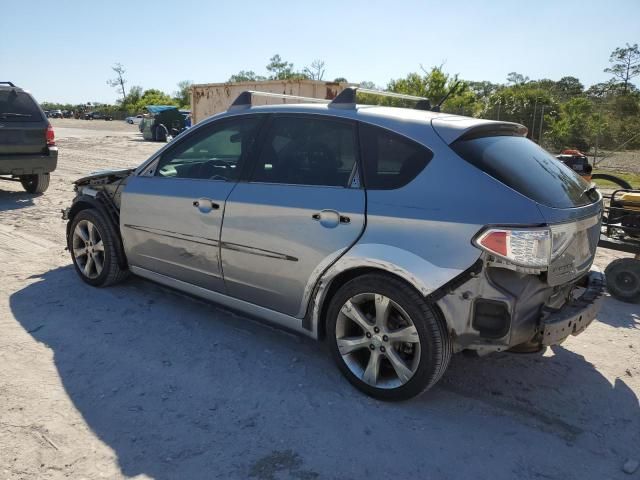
[{"xmin": 140, "ymin": 105, "xmax": 185, "ymax": 142}]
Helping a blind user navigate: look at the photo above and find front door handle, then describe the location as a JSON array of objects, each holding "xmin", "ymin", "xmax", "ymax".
[
  {"xmin": 193, "ymin": 198, "xmax": 220, "ymax": 213},
  {"xmin": 312, "ymin": 209, "xmax": 350, "ymax": 228}
]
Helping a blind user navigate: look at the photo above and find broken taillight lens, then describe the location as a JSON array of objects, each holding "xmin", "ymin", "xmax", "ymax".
[
  {"xmin": 46, "ymin": 123, "xmax": 55, "ymax": 146},
  {"xmin": 475, "ymin": 228, "xmax": 551, "ymax": 268}
]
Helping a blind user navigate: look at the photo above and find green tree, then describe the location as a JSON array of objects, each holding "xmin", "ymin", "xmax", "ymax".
[
  {"xmin": 122, "ymin": 85, "xmax": 142, "ymax": 108},
  {"xmin": 506, "ymin": 72, "xmax": 530, "ymax": 86},
  {"xmin": 554, "ymin": 76, "xmax": 584, "ymax": 100},
  {"xmin": 604, "ymin": 43, "xmax": 640, "ymax": 93},
  {"xmin": 387, "ymin": 66, "xmax": 477, "ymax": 114},
  {"xmin": 359, "ymin": 81, "xmax": 378, "ymax": 89},
  {"xmin": 228, "ymin": 70, "xmax": 266, "ymax": 82},
  {"xmin": 546, "ymin": 97, "xmax": 594, "ymax": 151},
  {"xmin": 174, "ymin": 80, "xmax": 193, "ymax": 108},
  {"xmin": 133, "ymin": 89, "xmax": 178, "ymax": 113},
  {"xmin": 483, "ymin": 85, "xmax": 557, "ymax": 139},
  {"xmin": 266, "ymin": 54, "xmax": 308, "ymax": 80}
]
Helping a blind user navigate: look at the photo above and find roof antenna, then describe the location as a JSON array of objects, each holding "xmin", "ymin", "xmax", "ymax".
[{"xmin": 431, "ymin": 81, "xmax": 461, "ymax": 112}]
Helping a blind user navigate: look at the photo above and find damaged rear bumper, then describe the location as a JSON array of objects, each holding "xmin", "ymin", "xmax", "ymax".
[{"xmin": 540, "ymin": 270, "xmax": 604, "ymax": 346}]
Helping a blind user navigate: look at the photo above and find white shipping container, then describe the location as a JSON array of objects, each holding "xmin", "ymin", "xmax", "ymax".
[{"xmin": 191, "ymin": 80, "xmax": 351, "ymax": 124}]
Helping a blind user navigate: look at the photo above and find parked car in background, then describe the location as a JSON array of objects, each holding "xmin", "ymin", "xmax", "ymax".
[
  {"xmin": 125, "ymin": 114, "xmax": 143, "ymax": 125},
  {"xmin": 84, "ymin": 111, "xmax": 113, "ymax": 121},
  {"xmin": 63, "ymin": 89, "xmax": 603, "ymax": 400},
  {"xmin": 0, "ymin": 81, "xmax": 57, "ymax": 193},
  {"xmin": 49, "ymin": 109, "xmax": 63, "ymax": 119}
]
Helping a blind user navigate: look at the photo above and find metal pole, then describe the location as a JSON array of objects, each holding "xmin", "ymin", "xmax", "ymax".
[
  {"xmin": 594, "ymin": 102, "xmax": 602, "ymax": 165},
  {"xmin": 497, "ymin": 102, "xmax": 501, "ymax": 120},
  {"xmin": 531, "ymin": 99, "xmax": 538, "ymax": 140},
  {"xmin": 538, "ymin": 105, "xmax": 545, "ymax": 144}
]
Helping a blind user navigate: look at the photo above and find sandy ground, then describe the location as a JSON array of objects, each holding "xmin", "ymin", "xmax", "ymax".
[{"xmin": 0, "ymin": 119, "xmax": 638, "ymax": 480}]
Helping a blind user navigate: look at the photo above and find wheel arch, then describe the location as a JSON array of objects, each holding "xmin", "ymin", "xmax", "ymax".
[{"xmin": 309, "ymin": 243, "xmax": 472, "ymax": 339}]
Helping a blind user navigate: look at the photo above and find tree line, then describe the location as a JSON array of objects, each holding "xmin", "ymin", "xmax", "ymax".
[
  {"xmin": 42, "ymin": 43, "xmax": 639, "ymax": 153},
  {"xmin": 224, "ymin": 45, "xmax": 640, "ymax": 153}
]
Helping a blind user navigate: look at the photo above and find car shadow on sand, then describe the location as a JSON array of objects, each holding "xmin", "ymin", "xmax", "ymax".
[
  {"xmin": 595, "ymin": 292, "xmax": 639, "ymax": 329},
  {"xmin": 0, "ymin": 187, "xmax": 37, "ymax": 211},
  {"xmin": 10, "ymin": 266, "xmax": 640, "ymax": 480}
]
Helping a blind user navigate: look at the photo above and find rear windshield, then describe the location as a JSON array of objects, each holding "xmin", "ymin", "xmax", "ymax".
[
  {"xmin": 0, "ymin": 90, "xmax": 43, "ymax": 122},
  {"xmin": 451, "ymin": 135, "xmax": 594, "ymax": 208}
]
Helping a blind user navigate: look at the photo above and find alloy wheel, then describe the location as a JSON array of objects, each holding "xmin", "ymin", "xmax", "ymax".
[
  {"xmin": 335, "ymin": 293, "xmax": 421, "ymax": 389},
  {"xmin": 72, "ymin": 220, "xmax": 105, "ymax": 279}
]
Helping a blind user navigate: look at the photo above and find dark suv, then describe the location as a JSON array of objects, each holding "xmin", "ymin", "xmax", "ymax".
[{"xmin": 0, "ymin": 82, "xmax": 57, "ymax": 193}]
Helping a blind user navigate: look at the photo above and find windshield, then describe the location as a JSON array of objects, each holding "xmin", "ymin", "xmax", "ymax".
[
  {"xmin": 451, "ymin": 135, "xmax": 596, "ymax": 208},
  {"xmin": 0, "ymin": 90, "xmax": 43, "ymax": 122}
]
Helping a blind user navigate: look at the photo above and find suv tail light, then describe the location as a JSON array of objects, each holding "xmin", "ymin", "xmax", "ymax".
[
  {"xmin": 475, "ymin": 228, "xmax": 551, "ymax": 268},
  {"xmin": 46, "ymin": 123, "xmax": 55, "ymax": 146}
]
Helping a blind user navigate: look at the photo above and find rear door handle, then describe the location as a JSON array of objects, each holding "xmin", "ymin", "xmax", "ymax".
[
  {"xmin": 312, "ymin": 210, "xmax": 350, "ymax": 228},
  {"xmin": 193, "ymin": 198, "xmax": 220, "ymax": 213}
]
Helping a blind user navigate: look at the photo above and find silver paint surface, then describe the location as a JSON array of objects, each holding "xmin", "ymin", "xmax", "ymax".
[{"xmin": 113, "ymin": 102, "xmax": 603, "ymax": 347}]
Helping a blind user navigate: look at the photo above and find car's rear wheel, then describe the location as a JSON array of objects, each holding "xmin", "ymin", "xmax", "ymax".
[
  {"xmin": 326, "ymin": 273, "xmax": 452, "ymax": 401},
  {"xmin": 155, "ymin": 124, "xmax": 168, "ymax": 142},
  {"xmin": 68, "ymin": 209, "xmax": 128, "ymax": 287},
  {"xmin": 20, "ymin": 173, "xmax": 50, "ymax": 193}
]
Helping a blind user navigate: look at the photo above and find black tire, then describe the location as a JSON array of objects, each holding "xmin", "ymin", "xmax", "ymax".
[
  {"xmin": 156, "ymin": 124, "xmax": 168, "ymax": 142},
  {"xmin": 67, "ymin": 209, "xmax": 129, "ymax": 287},
  {"xmin": 592, "ymin": 173, "xmax": 633, "ymax": 189},
  {"xmin": 605, "ymin": 258, "xmax": 640, "ymax": 303},
  {"xmin": 326, "ymin": 273, "xmax": 452, "ymax": 401},
  {"xmin": 20, "ymin": 173, "xmax": 50, "ymax": 193}
]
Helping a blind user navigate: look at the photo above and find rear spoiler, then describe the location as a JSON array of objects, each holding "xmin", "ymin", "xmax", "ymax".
[{"xmin": 432, "ymin": 117, "xmax": 527, "ymax": 145}]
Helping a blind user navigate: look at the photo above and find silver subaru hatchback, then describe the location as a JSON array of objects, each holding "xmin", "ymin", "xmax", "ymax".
[{"xmin": 64, "ymin": 88, "xmax": 604, "ymax": 400}]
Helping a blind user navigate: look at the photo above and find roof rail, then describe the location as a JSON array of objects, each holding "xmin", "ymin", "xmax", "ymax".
[
  {"xmin": 230, "ymin": 90, "xmax": 331, "ymax": 110},
  {"xmin": 0, "ymin": 81, "xmax": 16, "ymax": 87},
  {"xmin": 329, "ymin": 87, "xmax": 432, "ymax": 111}
]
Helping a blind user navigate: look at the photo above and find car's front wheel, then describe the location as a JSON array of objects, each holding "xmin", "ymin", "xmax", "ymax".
[
  {"xmin": 20, "ymin": 173, "xmax": 50, "ymax": 193},
  {"xmin": 68, "ymin": 209, "xmax": 128, "ymax": 287},
  {"xmin": 326, "ymin": 273, "xmax": 452, "ymax": 401}
]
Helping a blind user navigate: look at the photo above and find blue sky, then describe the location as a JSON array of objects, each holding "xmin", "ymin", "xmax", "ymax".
[{"xmin": 2, "ymin": 0, "xmax": 638, "ymax": 104}]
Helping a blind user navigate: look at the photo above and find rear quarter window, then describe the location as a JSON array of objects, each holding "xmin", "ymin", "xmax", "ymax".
[
  {"xmin": 359, "ymin": 123, "xmax": 432, "ymax": 189},
  {"xmin": 451, "ymin": 135, "xmax": 593, "ymax": 208},
  {"xmin": 0, "ymin": 90, "xmax": 44, "ymax": 122}
]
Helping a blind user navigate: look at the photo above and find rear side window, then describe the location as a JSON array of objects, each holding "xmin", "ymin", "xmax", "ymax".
[
  {"xmin": 0, "ymin": 90, "xmax": 43, "ymax": 122},
  {"xmin": 451, "ymin": 135, "xmax": 592, "ymax": 208},
  {"xmin": 251, "ymin": 116, "xmax": 357, "ymax": 187},
  {"xmin": 359, "ymin": 124, "xmax": 432, "ymax": 189}
]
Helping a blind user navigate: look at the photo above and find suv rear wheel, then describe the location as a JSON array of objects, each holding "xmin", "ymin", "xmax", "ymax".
[
  {"xmin": 20, "ymin": 173, "xmax": 50, "ymax": 193},
  {"xmin": 68, "ymin": 209, "xmax": 128, "ymax": 287},
  {"xmin": 326, "ymin": 273, "xmax": 452, "ymax": 400}
]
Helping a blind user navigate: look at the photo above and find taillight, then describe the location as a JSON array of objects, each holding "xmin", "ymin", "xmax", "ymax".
[
  {"xmin": 475, "ymin": 228, "xmax": 551, "ymax": 268},
  {"xmin": 46, "ymin": 123, "xmax": 55, "ymax": 146}
]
